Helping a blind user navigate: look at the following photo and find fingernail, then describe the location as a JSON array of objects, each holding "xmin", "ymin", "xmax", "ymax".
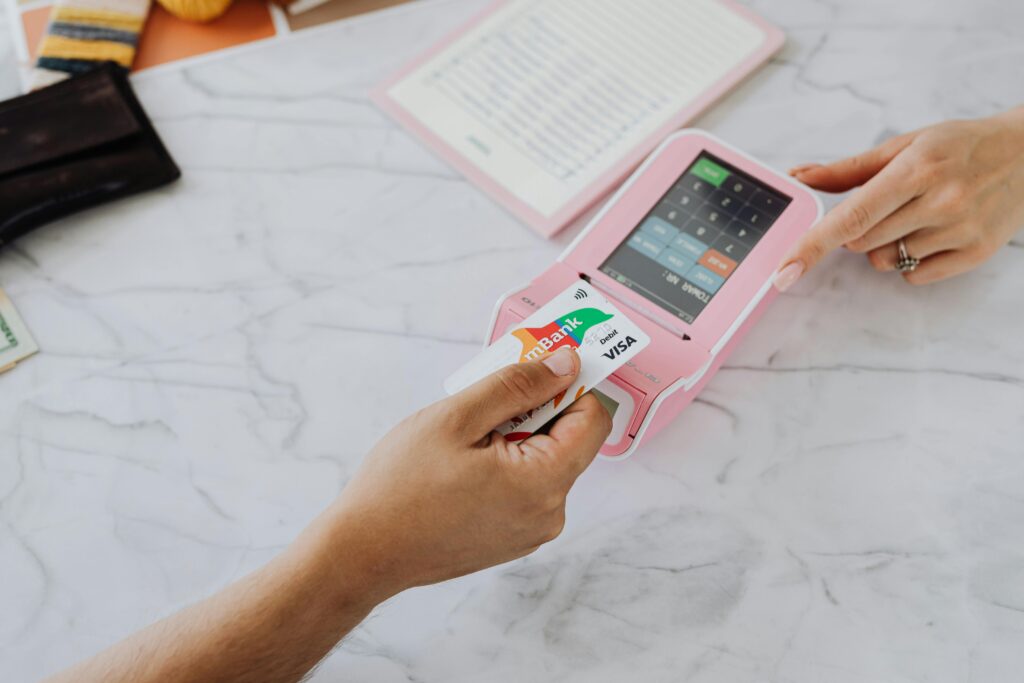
[
  {"xmin": 788, "ymin": 163, "xmax": 821, "ymax": 176},
  {"xmin": 542, "ymin": 348, "xmax": 576, "ymax": 376},
  {"xmin": 772, "ymin": 260, "xmax": 805, "ymax": 292}
]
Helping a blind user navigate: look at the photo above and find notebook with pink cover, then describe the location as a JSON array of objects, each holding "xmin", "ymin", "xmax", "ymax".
[{"xmin": 372, "ymin": 0, "xmax": 784, "ymax": 237}]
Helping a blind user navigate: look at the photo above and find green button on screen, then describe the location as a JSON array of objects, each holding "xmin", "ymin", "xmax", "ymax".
[{"xmin": 691, "ymin": 158, "xmax": 728, "ymax": 187}]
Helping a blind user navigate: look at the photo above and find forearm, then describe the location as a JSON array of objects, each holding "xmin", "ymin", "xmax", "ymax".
[{"xmin": 46, "ymin": 509, "xmax": 390, "ymax": 683}]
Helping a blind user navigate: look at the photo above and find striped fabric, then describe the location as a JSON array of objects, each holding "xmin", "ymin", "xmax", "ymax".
[{"xmin": 32, "ymin": 0, "xmax": 151, "ymax": 89}]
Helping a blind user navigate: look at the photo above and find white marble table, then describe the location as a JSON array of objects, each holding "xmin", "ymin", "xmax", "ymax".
[{"xmin": 2, "ymin": 1, "xmax": 1024, "ymax": 680}]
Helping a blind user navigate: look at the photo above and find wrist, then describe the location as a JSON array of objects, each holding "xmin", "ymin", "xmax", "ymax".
[
  {"xmin": 285, "ymin": 503, "xmax": 409, "ymax": 614},
  {"xmin": 278, "ymin": 520, "xmax": 384, "ymax": 622}
]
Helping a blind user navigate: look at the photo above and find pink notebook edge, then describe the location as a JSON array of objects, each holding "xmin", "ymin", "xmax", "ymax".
[{"xmin": 370, "ymin": 0, "xmax": 786, "ymax": 238}]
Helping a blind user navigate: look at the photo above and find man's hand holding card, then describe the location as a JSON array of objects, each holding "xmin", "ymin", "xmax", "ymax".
[{"xmin": 445, "ymin": 281, "xmax": 649, "ymax": 441}]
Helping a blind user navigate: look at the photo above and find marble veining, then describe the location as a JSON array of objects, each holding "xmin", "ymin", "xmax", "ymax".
[{"xmin": 1, "ymin": 0, "xmax": 1024, "ymax": 681}]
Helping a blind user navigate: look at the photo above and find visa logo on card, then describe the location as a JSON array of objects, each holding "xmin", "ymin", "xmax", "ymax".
[{"xmin": 444, "ymin": 281, "xmax": 650, "ymax": 441}]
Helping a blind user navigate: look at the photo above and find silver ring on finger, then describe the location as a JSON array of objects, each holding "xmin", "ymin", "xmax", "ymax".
[{"xmin": 896, "ymin": 238, "xmax": 920, "ymax": 273}]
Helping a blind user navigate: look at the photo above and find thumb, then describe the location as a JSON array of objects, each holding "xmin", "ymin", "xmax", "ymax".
[
  {"xmin": 449, "ymin": 347, "xmax": 580, "ymax": 444},
  {"xmin": 791, "ymin": 132, "xmax": 914, "ymax": 193}
]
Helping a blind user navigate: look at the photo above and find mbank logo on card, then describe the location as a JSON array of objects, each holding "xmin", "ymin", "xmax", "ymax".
[{"xmin": 511, "ymin": 307, "xmax": 613, "ymax": 362}]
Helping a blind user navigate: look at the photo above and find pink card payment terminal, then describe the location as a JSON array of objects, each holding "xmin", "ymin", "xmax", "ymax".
[{"xmin": 485, "ymin": 130, "xmax": 823, "ymax": 459}]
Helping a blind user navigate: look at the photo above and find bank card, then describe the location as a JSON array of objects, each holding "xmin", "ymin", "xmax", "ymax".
[
  {"xmin": 0, "ymin": 289, "xmax": 38, "ymax": 374},
  {"xmin": 445, "ymin": 280, "xmax": 649, "ymax": 441}
]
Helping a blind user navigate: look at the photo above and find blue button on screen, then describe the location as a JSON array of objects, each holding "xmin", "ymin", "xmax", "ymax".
[
  {"xmin": 671, "ymin": 232, "xmax": 708, "ymax": 260},
  {"xmin": 686, "ymin": 264, "xmax": 725, "ymax": 293},
  {"xmin": 656, "ymin": 248, "xmax": 695, "ymax": 276},
  {"xmin": 639, "ymin": 217, "xmax": 680, "ymax": 243},
  {"xmin": 627, "ymin": 233, "xmax": 665, "ymax": 259}
]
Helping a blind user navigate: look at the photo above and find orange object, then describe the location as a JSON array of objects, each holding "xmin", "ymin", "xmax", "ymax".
[
  {"xmin": 155, "ymin": 0, "xmax": 234, "ymax": 23},
  {"xmin": 23, "ymin": 0, "xmax": 277, "ymax": 71},
  {"xmin": 698, "ymin": 249, "xmax": 737, "ymax": 277},
  {"xmin": 21, "ymin": 6, "xmax": 51, "ymax": 59},
  {"xmin": 137, "ymin": 1, "xmax": 275, "ymax": 68}
]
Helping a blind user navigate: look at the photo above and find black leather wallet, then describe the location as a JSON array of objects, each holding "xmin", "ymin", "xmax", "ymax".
[{"xmin": 0, "ymin": 63, "xmax": 181, "ymax": 247}]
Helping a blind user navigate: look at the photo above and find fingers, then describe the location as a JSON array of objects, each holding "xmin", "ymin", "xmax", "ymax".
[
  {"xmin": 519, "ymin": 392, "xmax": 612, "ymax": 483},
  {"xmin": 900, "ymin": 249, "xmax": 985, "ymax": 285},
  {"xmin": 448, "ymin": 347, "xmax": 580, "ymax": 444},
  {"xmin": 845, "ymin": 197, "xmax": 929, "ymax": 253},
  {"xmin": 866, "ymin": 227, "xmax": 965, "ymax": 271},
  {"xmin": 864, "ymin": 226, "xmax": 986, "ymax": 284},
  {"xmin": 774, "ymin": 152, "xmax": 924, "ymax": 289},
  {"xmin": 790, "ymin": 133, "xmax": 915, "ymax": 193}
]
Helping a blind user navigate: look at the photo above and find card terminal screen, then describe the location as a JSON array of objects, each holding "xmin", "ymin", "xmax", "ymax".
[{"xmin": 600, "ymin": 152, "xmax": 791, "ymax": 324}]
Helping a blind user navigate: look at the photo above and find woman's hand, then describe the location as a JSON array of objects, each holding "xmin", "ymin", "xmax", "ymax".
[
  {"xmin": 773, "ymin": 106, "xmax": 1024, "ymax": 288},
  {"xmin": 323, "ymin": 346, "xmax": 612, "ymax": 599}
]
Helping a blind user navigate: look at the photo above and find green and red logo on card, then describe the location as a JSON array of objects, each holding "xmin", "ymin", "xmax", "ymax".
[{"xmin": 511, "ymin": 307, "xmax": 613, "ymax": 362}]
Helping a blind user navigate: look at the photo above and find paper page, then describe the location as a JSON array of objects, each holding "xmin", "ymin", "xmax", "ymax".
[{"xmin": 385, "ymin": 0, "xmax": 768, "ymax": 218}]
